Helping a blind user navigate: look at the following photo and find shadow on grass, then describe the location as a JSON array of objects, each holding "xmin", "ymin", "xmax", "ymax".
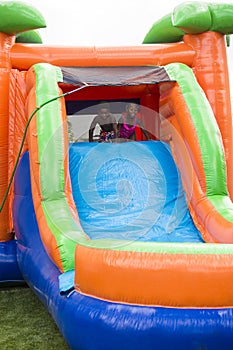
[{"xmin": 0, "ymin": 285, "xmax": 70, "ymax": 350}]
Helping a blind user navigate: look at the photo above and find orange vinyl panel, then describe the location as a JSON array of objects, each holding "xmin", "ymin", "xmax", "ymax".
[
  {"xmin": 8, "ymin": 70, "xmax": 28, "ymax": 230},
  {"xmin": 0, "ymin": 33, "xmax": 15, "ymax": 241},
  {"xmin": 75, "ymin": 245, "xmax": 233, "ymax": 307},
  {"xmin": 10, "ymin": 43, "xmax": 195, "ymax": 70}
]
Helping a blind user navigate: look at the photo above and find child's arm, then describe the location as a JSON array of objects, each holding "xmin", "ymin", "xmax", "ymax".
[
  {"xmin": 137, "ymin": 118, "xmax": 151, "ymax": 140},
  {"xmin": 117, "ymin": 116, "xmax": 123, "ymax": 137},
  {"xmin": 113, "ymin": 122, "xmax": 118, "ymax": 138},
  {"xmin": 109, "ymin": 114, "xmax": 118, "ymax": 138},
  {"xmin": 89, "ymin": 116, "xmax": 98, "ymax": 142}
]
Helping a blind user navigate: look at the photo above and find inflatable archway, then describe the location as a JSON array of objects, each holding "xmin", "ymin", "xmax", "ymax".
[{"xmin": 1, "ymin": 1, "xmax": 233, "ymax": 349}]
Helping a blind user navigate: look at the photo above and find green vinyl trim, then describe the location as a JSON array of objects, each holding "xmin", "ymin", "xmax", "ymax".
[
  {"xmin": 76, "ymin": 238, "xmax": 233, "ymax": 255},
  {"xmin": 34, "ymin": 64, "xmax": 64, "ymax": 199}
]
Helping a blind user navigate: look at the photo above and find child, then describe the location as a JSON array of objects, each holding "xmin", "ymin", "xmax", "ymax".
[
  {"xmin": 118, "ymin": 103, "xmax": 150, "ymax": 141},
  {"xmin": 89, "ymin": 102, "xmax": 118, "ymax": 142}
]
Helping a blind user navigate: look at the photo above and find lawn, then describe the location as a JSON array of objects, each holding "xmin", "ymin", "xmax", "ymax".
[{"xmin": 0, "ymin": 284, "xmax": 70, "ymax": 350}]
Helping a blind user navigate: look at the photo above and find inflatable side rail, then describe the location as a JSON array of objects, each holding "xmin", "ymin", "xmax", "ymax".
[
  {"xmin": 26, "ymin": 63, "xmax": 87, "ymax": 272},
  {"xmin": 162, "ymin": 63, "xmax": 233, "ymax": 243}
]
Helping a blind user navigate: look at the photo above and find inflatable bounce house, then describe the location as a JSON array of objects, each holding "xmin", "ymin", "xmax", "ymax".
[{"xmin": 1, "ymin": 0, "xmax": 233, "ymax": 349}]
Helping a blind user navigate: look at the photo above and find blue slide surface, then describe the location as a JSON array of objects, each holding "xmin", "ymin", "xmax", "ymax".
[{"xmin": 69, "ymin": 141, "xmax": 203, "ymax": 243}]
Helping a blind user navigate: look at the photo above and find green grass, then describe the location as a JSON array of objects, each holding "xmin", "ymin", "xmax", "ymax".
[{"xmin": 0, "ymin": 285, "xmax": 70, "ymax": 350}]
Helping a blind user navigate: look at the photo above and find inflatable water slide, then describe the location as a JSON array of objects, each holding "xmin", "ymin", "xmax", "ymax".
[{"xmin": 1, "ymin": 1, "xmax": 233, "ymax": 349}]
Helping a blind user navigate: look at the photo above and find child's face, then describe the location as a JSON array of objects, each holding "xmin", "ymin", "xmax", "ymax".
[
  {"xmin": 127, "ymin": 104, "xmax": 138, "ymax": 117},
  {"xmin": 99, "ymin": 108, "xmax": 110, "ymax": 120}
]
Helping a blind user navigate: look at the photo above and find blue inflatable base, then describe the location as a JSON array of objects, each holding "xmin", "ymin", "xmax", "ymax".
[
  {"xmin": 12, "ymin": 149, "xmax": 233, "ymax": 350},
  {"xmin": 0, "ymin": 240, "xmax": 23, "ymax": 283}
]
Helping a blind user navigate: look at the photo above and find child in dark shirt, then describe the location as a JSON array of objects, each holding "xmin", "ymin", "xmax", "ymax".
[{"xmin": 89, "ymin": 102, "xmax": 118, "ymax": 142}]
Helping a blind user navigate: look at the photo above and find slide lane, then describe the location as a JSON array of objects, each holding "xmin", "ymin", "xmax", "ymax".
[{"xmin": 69, "ymin": 141, "xmax": 202, "ymax": 243}]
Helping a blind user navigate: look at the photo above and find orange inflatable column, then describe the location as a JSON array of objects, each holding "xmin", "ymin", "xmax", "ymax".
[
  {"xmin": 8, "ymin": 70, "xmax": 28, "ymax": 231},
  {"xmin": 184, "ymin": 32, "xmax": 233, "ymax": 200},
  {"xmin": 0, "ymin": 33, "xmax": 15, "ymax": 241}
]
